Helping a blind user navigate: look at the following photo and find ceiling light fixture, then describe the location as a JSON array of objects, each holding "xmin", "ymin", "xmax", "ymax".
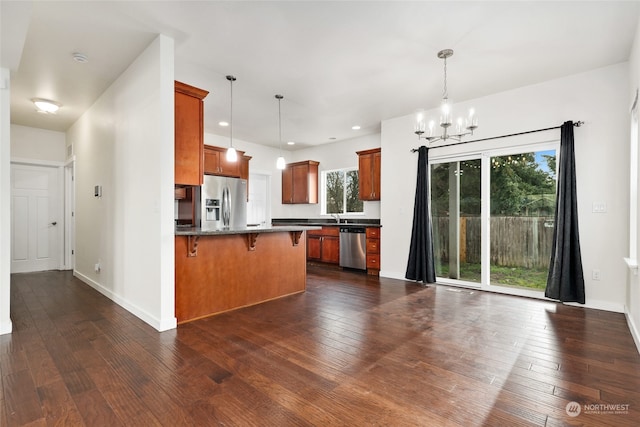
[
  {"xmin": 414, "ymin": 49, "xmax": 478, "ymax": 143},
  {"xmin": 218, "ymin": 121, "xmax": 229, "ymax": 127},
  {"xmin": 225, "ymin": 75, "xmax": 238, "ymax": 162},
  {"xmin": 352, "ymin": 125, "xmax": 361, "ymax": 130},
  {"xmin": 32, "ymin": 98, "xmax": 61, "ymax": 114},
  {"xmin": 287, "ymin": 141, "xmax": 295, "ymax": 146},
  {"xmin": 275, "ymin": 94, "xmax": 286, "ymax": 170}
]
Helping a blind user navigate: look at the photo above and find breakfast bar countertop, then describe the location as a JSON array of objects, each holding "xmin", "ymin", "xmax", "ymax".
[{"xmin": 175, "ymin": 224, "xmax": 321, "ymax": 236}]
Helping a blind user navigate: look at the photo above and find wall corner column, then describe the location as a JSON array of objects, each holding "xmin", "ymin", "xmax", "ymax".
[{"xmin": 0, "ymin": 68, "xmax": 13, "ymax": 335}]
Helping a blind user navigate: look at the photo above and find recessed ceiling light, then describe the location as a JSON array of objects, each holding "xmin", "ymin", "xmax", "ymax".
[
  {"xmin": 219, "ymin": 121, "xmax": 229, "ymax": 127},
  {"xmin": 329, "ymin": 137, "xmax": 336, "ymax": 140},
  {"xmin": 352, "ymin": 125, "xmax": 361, "ymax": 130},
  {"xmin": 32, "ymin": 98, "xmax": 61, "ymax": 114},
  {"xmin": 287, "ymin": 141, "xmax": 295, "ymax": 145},
  {"xmin": 72, "ymin": 52, "xmax": 89, "ymax": 63}
]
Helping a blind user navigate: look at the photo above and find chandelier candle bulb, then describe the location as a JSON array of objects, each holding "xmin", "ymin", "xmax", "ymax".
[
  {"xmin": 415, "ymin": 112, "xmax": 426, "ymax": 133},
  {"xmin": 440, "ymin": 99, "xmax": 451, "ymax": 127}
]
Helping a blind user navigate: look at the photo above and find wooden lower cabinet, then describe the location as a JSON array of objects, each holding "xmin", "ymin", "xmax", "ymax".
[
  {"xmin": 307, "ymin": 226, "xmax": 339, "ymax": 264},
  {"xmin": 366, "ymin": 227, "xmax": 381, "ymax": 275}
]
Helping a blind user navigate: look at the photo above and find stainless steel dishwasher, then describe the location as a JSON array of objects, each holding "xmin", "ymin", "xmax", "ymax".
[{"xmin": 339, "ymin": 226, "xmax": 366, "ymax": 270}]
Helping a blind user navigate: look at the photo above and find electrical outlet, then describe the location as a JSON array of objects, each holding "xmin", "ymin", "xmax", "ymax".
[
  {"xmin": 592, "ymin": 269, "xmax": 600, "ymax": 281},
  {"xmin": 592, "ymin": 202, "xmax": 607, "ymax": 213},
  {"xmin": 94, "ymin": 263, "xmax": 101, "ymax": 273}
]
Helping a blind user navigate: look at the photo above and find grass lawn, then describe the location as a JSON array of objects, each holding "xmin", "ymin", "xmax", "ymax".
[{"xmin": 436, "ymin": 263, "xmax": 547, "ymax": 290}]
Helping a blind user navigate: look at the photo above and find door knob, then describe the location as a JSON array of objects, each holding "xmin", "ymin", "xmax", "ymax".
[{"xmin": 50, "ymin": 222, "xmax": 57, "ymax": 226}]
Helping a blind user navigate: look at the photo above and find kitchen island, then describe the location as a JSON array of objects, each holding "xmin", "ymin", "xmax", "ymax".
[{"xmin": 175, "ymin": 225, "xmax": 320, "ymax": 323}]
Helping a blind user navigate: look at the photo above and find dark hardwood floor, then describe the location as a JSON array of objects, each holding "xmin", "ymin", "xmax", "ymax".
[{"xmin": 2, "ymin": 266, "xmax": 639, "ymax": 426}]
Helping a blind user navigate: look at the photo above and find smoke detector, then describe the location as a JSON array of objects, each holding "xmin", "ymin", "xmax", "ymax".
[{"xmin": 72, "ymin": 52, "xmax": 89, "ymax": 63}]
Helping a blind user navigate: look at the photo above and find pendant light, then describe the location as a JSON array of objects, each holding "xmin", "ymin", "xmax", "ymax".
[
  {"xmin": 275, "ymin": 94, "xmax": 286, "ymax": 170},
  {"xmin": 226, "ymin": 75, "xmax": 238, "ymax": 162}
]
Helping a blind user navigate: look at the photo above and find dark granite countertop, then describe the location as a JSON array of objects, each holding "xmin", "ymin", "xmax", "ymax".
[
  {"xmin": 272, "ymin": 218, "xmax": 381, "ymax": 228},
  {"xmin": 175, "ymin": 225, "xmax": 321, "ymax": 236}
]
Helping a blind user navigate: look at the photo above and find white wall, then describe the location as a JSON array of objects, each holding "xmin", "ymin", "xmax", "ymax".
[
  {"xmin": 276, "ymin": 133, "xmax": 382, "ymax": 220},
  {"xmin": 66, "ymin": 35, "xmax": 176, "ymax": 331},
  {"xmin": 0, "ymin": 68, "xmax": 11, "ymax": 334},
  {"xmin": 381, "ymin": 63, "xmax": 630, "ymax": 313},
  {"xmin": 206, "ymin": 132, "xmax": 382, "ymax": 221},
  {"xmin": 10, "ymin": 124, "xmax": 66, "ymax": 162},
  {"xmin": 627, "ymin": 17, "xmax": 640, "ymax": 352}
]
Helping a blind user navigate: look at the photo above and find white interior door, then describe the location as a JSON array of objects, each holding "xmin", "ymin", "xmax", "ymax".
[
  {"xmin": 11, "ymin": 163, "xmax": 62, "ymax": 273},
  {"xmin": 247, "ymin": 173, "xmax": 270, "ymax": 226}
]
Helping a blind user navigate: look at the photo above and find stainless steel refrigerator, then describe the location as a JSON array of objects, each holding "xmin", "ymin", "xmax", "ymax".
[{"xmin": 200, "ymin": 175, "xmax": 247, "ymax": 231}]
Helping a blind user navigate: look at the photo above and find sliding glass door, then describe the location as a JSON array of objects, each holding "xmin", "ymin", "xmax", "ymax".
[
  {"xmin": 489, "ymin": 149, "xmax": 557, "ymax": 290},
  {"xmin": 430, "ymin": 144, "xmax": 558, "ymax": 294},
  {"xmin": 431, "ymin": 158, "xmax": 481, "ymax": 284}
]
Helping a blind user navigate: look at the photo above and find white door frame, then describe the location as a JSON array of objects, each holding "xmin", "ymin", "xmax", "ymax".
[
  {"xmin": 10, "ymin": 158, "xmax": 65, "ymax": 271},
  {"xmin": 64, "ymin": 158, "xmax": 75, "ymax": 270}
]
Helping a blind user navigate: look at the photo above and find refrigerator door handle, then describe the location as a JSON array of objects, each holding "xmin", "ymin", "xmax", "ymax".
[{"xmin": 222, "ymin": 186, "xmax": 231, "ymax": 227}]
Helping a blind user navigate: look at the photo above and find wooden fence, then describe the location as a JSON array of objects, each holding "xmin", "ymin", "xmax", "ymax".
[{"xmin": 433, "ymin": 216, "xmax": 555, "ymax": 268}]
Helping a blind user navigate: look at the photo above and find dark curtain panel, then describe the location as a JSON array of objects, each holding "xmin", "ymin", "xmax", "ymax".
[
  {"xmin": 545, "ymin": 121, "xmax": 585, "ymax": 303},
  {"xmin": 406, "ymin": 146, "xmax": 436, "ymax": 283}
]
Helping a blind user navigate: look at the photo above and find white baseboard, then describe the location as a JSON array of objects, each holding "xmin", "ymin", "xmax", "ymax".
[
  {"xmin": 625, "ymin": 308, "xmax": 640, "ymax": 355},
  {"xmin": 0, "ymin": 319, "xmax": 12, "ymax": 335},
  {"xmin": 379, "ymin": 270, "xmax": 406, "ymax": 281},
  {"xmin": 380, "ymin": 270, "xmax": 625, "ymax": 312},
  {"xmin": 73, "ymin": 270, "xmax": 177, "ymax": 332}
]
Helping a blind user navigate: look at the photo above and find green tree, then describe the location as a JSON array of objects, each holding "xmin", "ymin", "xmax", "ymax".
[
  {"xmin": 430, "ymin": 160, "xmax": 481, "ymax": 216},
  {"xmin": 326, "ymin": 171, "xmax": 344, "ymax": 214},
  {"xmin": 430, "ymin": 152, "xmax": 556, "ymax": 217},
  {"xmin": 346, "ymin": 170, "xmax": 363, "ymax": 213},
  {"xmin": 490, "ymin": 153, "xmax": 555, "ymax": 216}
]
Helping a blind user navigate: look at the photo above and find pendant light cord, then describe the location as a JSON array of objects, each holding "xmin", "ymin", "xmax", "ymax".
[
  {"xmin": 276, "ymin": 94, "xmax": 284, "ymax": 156},
  {"xmin": 229, "ymin": 78, "xmax": 233, "ymax": 148},
  {"xmin": 226, "ymin": 75, "xmax": 236, "ymax": 149},
  {"xmin": 278, "ymin": 96, "xmax": 282, "ymax": 155}
]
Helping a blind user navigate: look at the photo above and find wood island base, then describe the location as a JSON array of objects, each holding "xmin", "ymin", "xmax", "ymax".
[{"xmin": 175, "ymin": 230, "xmax": 308, "ymax": 324}]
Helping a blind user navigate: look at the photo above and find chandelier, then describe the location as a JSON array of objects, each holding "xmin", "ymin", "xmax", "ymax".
[{"xmin": 414, "ymin": 49, "xmax": 478, "ymax": 143}]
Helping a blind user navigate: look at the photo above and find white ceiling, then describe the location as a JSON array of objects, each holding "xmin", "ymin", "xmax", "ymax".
[{"xmin": 3, "ymin": 1, "xmax": 640, "ymax": 150}]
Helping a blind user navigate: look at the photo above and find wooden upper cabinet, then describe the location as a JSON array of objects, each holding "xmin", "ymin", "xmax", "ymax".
[
  {"xmin": 240, "ymin": 155, "xmax": 252, "ymax": 201},
  {"xmin": 357, "ymin": 148, "xmax": 381, "ymax": 201},
  {"xmin": 239, "ymin": 155, "xmax": 251, "ymax": 181},
  {"xmin": 282, "ymin": 160, "xmax": 319, "ymax": 204},
  {"xmin": 175, "ymin": 81, "xmax": 208, "ymax": 186},
  {"xmin": 203, "ymin": 145, "xmax": 243, "ymax": 177}
]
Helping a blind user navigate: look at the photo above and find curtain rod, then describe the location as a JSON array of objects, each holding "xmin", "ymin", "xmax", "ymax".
[{"xmin": 411, "ymin": 120, "xmax": 584, "ymax": 152}]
